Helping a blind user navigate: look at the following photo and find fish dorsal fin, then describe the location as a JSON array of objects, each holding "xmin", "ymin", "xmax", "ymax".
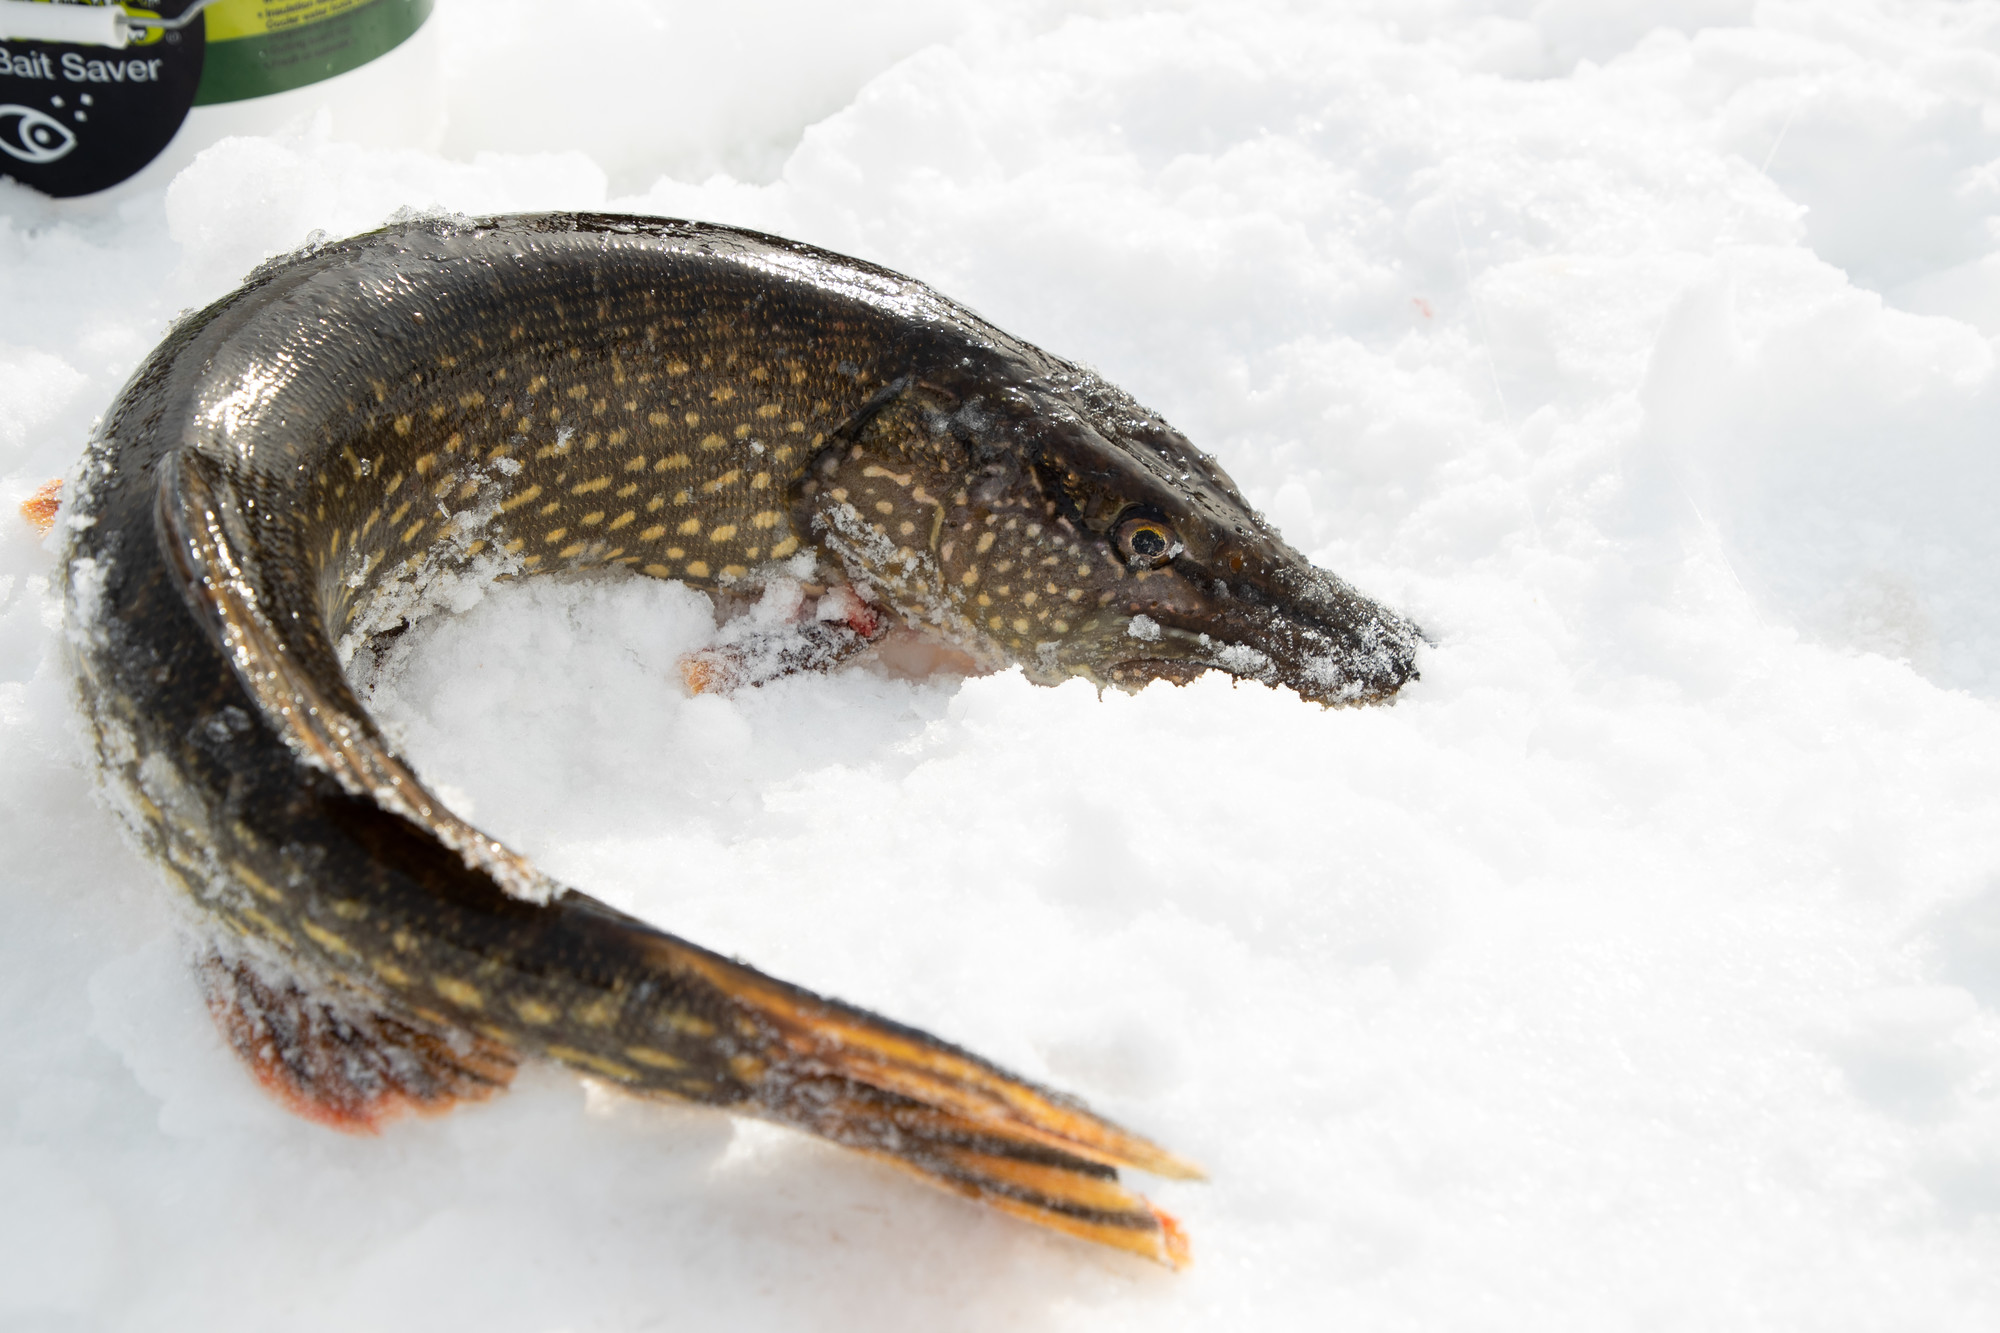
[{"xmin": 159, "ymin": 447, "xmax": 558, "ymax": 904}]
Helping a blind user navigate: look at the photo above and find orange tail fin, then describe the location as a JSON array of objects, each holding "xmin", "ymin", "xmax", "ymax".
[{"xmin": 660, "ymin": 943, "xmax": 1201, "ymax": 1266}]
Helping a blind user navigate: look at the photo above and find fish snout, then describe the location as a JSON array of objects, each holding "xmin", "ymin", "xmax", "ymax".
[
  {"xmin": 1117, "ymin": 557, "xmax": 1422, "ymax": 706},
  {"xmin": 1248, "ymin": 560, "xmax": 1423, "ymax": 705}
]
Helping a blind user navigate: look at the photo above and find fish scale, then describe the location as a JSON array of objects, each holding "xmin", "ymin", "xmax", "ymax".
[{"xmin": 60, "ymin": 212, "xmax": 1422, "ymax": 1268}]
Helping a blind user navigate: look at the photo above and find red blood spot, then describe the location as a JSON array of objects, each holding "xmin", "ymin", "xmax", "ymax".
[{"xmin": 827, "ymin": 586, "xmax": 881, "ymax": 638}]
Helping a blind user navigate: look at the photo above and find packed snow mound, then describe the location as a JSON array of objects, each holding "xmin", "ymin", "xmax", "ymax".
[{"xmin": 6, "ymin": 1, "xmax": 2000, "ymax": 1329}]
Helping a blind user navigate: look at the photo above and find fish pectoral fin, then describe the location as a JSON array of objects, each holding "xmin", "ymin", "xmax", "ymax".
[
  {"xmin": 652, "ymin": 941, "xmax": 1199, "ymax": 1265},
  {"xmin": 199, "ymin": 952, "xmax": 518, "ymax": 1134},
  {"xmin": 679, "ymin": 614, "xmax": 873, "ymax": 696}
]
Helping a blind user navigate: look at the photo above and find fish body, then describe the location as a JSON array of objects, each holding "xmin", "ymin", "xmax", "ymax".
[{"xmin": 60, "ymin": 213, "xmax": 1420, "ymax": 1265}]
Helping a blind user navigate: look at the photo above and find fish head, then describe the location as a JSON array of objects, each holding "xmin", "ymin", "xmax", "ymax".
[{"xmin": 800, "ymin": 370, "xmax": 1422, "ymax": 706}]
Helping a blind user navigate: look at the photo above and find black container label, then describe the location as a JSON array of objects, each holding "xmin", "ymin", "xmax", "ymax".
[{"xmin": 0, "ymin": 2, "xmax": 205, "ymax": 198}]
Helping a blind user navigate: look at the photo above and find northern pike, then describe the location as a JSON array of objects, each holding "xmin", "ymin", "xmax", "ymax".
[{"xmin": 59, "ymin": 213, "xmax": 1421, "ymax": 1267}]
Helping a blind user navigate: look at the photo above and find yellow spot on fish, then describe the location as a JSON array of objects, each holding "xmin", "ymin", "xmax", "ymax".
[
  {"xmin": 546, "ymin": 1046, "xmax": 639, "ymax": 1082},
  {"xmin": 976, "ymin": 532, "xmax": 996, "ymax": 554},
  {"xmin": 499, "ymin": 484, "xmax": 544, "ymax": 511},
  {"xmin": 545, "ymin": 528, "xmax": 569, "ymax": 544},
  {"xmin": 721, "ymin": 564, "xmax": 746, "ymax": 578},
  {"xmin": 664, "ymin": 1012, "xmax": 717, "ymax": 1038},
  {"xmin": 626, "ymin": 1046, "xmax": 686, "ymax": 1070},
  {"xmin": 648, "ymin": 411, "xmax": 674, "ymax": 426},
  {"xmin": 609, "ymin": 511, "xmax": 635, "ymax": 530},
  {"xmin": 433, "ymin": 977, "xmax": 484, "ymax": 1009},
  {"xmin": 655, "ymin": 453, "xmax": 690, "ymax": 471},
  {"xmin": 459, "ymin": 391, "xmax": 485, "ymax": 409},
  {"xmin": 665, "ymin": 359, "xmax": 690, "ymax": 375},
  {"xmin": 624, "ymin": 456, "xmax": 649, "ymax": 472},
  {"xmin": 962, "ymin": 568, "xmax": 979, "ymax": 586},
  {"xmin": 733, "ymin": 424, "xmax": 752, "ymax": 439},
  {"xmin": 677, "ymin": 518, "xmax": 701, "ymax": 535},
  {"xmin": 647, "ymin": 496, "xmax": 665, "ymax": 512},
  {"xmin": 402, "ymin": 520, "xmax": 425, "ymax": 544},
  {"xmin": 581, "ymin": 512, "xmax": 605, "ymax": 526},
  {"xmin": 394, "ymin": 414, "xmax": 411, "ymax": 436},
  {"xmin": 300, "ymin": 921, "xmax": 356, "ymax": 956},
  {"xmin": 616, "ymin": 482, "xmax": 639, "ymax": 498},
  {"xmin": 1013, "ymin": 618, "xmax": 1031, "ymax": 633},
  {"xmin": 559, "ymin": 542, "xmax": 586, "ymax": 558},
  {"xmin": 685, "ymin": 560, "xmax": 711, "ymax": 577},
  {"xmin": 573, "ymin": 476, "xmax": 610, "ymax": 495},
  {"xmin": 239, "ymin": 908, "xmax": 293, "ymax": 946},
  {"xmin": 376, "ymin": 961, "xmax": 410, "ymax": 986},
  {"xmin": 232, "ymin": 862, "xmax": 284, "ymax": 903},
  {"xmin": 756, "ymin": 404, "xmax": 783, "ymax": 418},
  {"xmin": 641, "ymin": 524, "xmax": 667, "ymax": 540},
  {"xmin": 770, "ymin": 536, "xmax": 799, "ymax": 558},
  {"xmin": 710, "ymin": 385, "xmax": 736, "ymax": 402},
  {"xmin": 710, "ymin": 524, "xmax": 737, "ymax": 542},
  {"xmin": 751, "ymin": 511, "xmax": 780, "ymax": 529},
  {"xmin": 502, "ymin": 538, "xmax": 525, "ymax": 554}
]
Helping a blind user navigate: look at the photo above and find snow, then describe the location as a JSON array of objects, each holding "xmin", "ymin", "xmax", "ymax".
[{"xmin": 7, "ymin": 0, "xmax": 2000, "ymax": 1327}]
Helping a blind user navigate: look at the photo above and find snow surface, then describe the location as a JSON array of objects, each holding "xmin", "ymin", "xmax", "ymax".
[{"xmin": 7, "ymin": 0, "xmax": 2000, "ymax": 1327}]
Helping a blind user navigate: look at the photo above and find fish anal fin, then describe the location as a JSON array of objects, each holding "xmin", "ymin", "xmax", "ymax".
[{"xmin": 198, "ymin": 953, "xmax": 518, "ymax": 1133}]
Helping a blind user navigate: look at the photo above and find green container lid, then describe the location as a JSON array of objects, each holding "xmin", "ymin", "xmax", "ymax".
[{"xmin": 193, "ymin": 0, "xmax": 431, "ymax": 105}]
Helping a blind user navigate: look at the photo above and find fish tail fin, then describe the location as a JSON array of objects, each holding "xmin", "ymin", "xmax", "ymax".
[
  {"xmin": 199, "ymin": 952, "xmax": 518, "ymax": 1133},
  {"xmin": 761, "ymin": 1071, "xmax": 1193, "ymax": 1267},
  {"xmin": 653, "ymin": 941, "xmax": 1201, "ymax": 1266}
]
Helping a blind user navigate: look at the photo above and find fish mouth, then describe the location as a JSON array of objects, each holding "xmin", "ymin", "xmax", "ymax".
[{"xmin": 1105, "ymin": 609, "xmax": 1422, "ymax": 707}]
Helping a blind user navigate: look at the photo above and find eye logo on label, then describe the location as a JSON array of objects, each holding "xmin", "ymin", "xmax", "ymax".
[{"xmin": 0, "ymin": 103, "xmax": 77, "ymax": 164}]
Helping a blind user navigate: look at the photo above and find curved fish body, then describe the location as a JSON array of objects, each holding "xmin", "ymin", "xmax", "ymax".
[{"xmin": 59, "ymin": 213, "xmax": 1420, "ymax": 1266}]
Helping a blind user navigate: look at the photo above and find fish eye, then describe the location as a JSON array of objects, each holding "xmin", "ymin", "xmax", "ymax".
[{"xmin": 1114, "ymin": 514, "xmax": 1179, "ymax": 568}]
